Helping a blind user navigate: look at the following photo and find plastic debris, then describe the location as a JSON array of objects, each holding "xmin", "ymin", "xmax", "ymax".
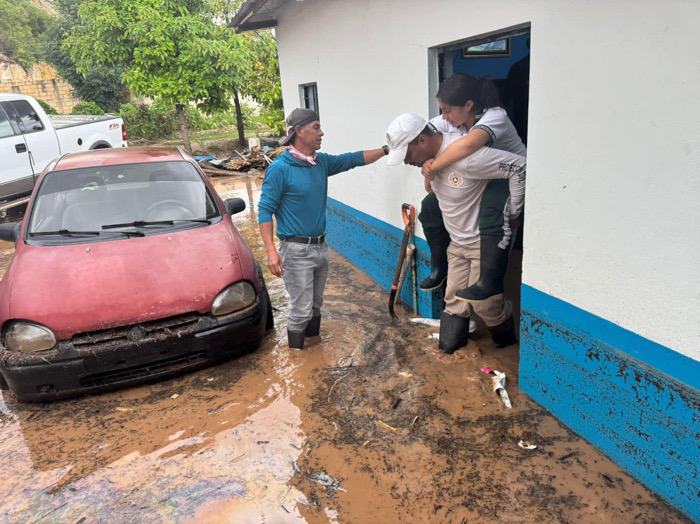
[
  {"xmin": 518, "ymin": 440, "xmax": 537, "ymax": 450},
  {"xmin": 410, "ymin": 317, "xmax": 441, "ymax": 327},
  {"xmin": 309, "ymin": 471, "xmax": 346, "ymax": 492},
  {"xmin": 411, "ymin": 317, "xmax": 475, "ymax": 333},
  {"xmin": 170, "ymin": 394, "xmax": 179, "ymax": 399},
  {"xmin": 481, "ymin": 368, "xmax": 512, "ymax": 408},
  {"xmin": 430, "ymin": 333, "xmax": 440, "ymax": 340}
]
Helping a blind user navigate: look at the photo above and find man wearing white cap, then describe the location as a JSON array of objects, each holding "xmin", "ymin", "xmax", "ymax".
[
  {"xmin": 385, "ymin": 113, "xmax": 525, "ymax": 353},
  {"xmin": 259, "ymin": 108, "xmax": 388, "ymax": 349}
]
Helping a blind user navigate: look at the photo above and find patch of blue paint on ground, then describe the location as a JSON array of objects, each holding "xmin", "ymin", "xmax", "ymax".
[{"xmin": 519, "ymin": 284, "xmax": 700, "ymax": 521}]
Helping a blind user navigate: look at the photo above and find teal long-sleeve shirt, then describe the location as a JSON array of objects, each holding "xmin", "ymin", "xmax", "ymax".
[{"xmin": 258, "ymin": 150, "xmax": 366, "ymax": 238}]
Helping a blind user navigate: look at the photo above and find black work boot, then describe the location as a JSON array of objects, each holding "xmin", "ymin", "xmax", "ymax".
[
  {"xmin": 420, "ymin": 230, "xmax": 451, "ymax": 292},
  {"xmin": 455, "ymin": 236, "xmax": 509, "ymax": 302},
  {"xmin": 305, "ymin": 315, "xmax": 321, "ymax": 337},
  {"xmin": 489, "ymin": 316, "xmax": 518, "ymax": 348},
  {"xmin": 438, "ymin": 312, "xmax": 471, "ymax": 354},
  {"xmin": 287, "ymin": 329, "xmax": 305, "ymax": 349}
]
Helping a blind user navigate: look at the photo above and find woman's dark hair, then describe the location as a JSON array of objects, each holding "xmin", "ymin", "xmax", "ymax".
[{"xmin": 437, "ymin": 73, "xmax": 501, "ymax": 111}]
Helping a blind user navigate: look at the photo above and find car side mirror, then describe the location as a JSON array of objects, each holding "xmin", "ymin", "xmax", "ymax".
[
  {"xmin": 0, "ymin": 223, "xmax": 20, "ymax": 243},
  {"xmin": 224, "ymin": 198, "xmax": 246, "ymax": 216}
]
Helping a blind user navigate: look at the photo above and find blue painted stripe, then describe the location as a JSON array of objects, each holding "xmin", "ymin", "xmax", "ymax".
[
  {"xmin": 520, "ymin": 284, "xmax": 700, "ymax": 521},
  {"xmin": 326, "ymin": 197, "xmax": 442, "ymax": 318},
  {"xmin": 521, "ymin": 284, "xmax": 700, "ymax": 390}
]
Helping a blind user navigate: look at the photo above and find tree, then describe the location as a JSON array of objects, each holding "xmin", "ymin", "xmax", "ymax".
[
  {"xmin": 0, "ymin": 0, "xmax": 50, "ymax": 69},
  {"xmin": 65, "ymin": 0, "xmax": 249, "ymax": 153},
  {"xmin": 240, "ymin": 30, "xmax": 284, "ymax": 135},
  {"xmin": 44, "ymin": 0, "xmax": 126, "ymax": 112}
]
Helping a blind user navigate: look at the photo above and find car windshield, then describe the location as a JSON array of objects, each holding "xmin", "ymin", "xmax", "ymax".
[{"xmin": 27, "ymin": 161, "xmax": 220, "ymax": 240}]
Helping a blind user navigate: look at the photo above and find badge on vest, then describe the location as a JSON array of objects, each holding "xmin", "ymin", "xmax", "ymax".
[{"xmin": 448, "ymin": 172, "xmax": 464, "ymax": 188}]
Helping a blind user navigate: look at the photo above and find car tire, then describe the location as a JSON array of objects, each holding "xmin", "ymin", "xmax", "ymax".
[{"xmin": 256, "ymin": 262, "xmax": 274, "ymax": 330}]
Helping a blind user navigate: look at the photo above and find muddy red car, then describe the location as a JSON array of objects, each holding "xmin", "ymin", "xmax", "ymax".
[{"xmin": 0, "ymin": 146, "xmax": 272, "ymax": 402}]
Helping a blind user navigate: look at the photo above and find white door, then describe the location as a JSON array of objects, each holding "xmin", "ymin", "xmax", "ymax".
[
  {"xmin": 0, "ymin": 104, "xmax": 33, "ymax": 200},
  {"xmin": 5, "ymin": 100, "xmax": 61, "ymax": 177}
]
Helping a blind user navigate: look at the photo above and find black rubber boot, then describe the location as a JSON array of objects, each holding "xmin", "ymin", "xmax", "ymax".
[
  {"xmin": 489, "ymin": 317, "xmax": 518, "ymax": 348},
  {"xmin": 305, "ymin": 315, "xmax": 321, "ymax": 337},
  {"xmin": 438, "ymin": 312, "xmax": 471, "ymax": 354},
  {"xmin": 420, "ymin": 230, "xmax": 451, "ymax": 292},
  {"xmin": 288, "ymin": 329, "xmax": 305, "ymax": 349},
  {"xmin": 455, "ymin": 236, "xmax": 509, "ymax": 302}
]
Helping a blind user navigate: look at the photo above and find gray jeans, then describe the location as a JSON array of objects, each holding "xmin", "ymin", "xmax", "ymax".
[{"xmin": 280, "ymin": 241, "xmax": 330, "ymax": 332}]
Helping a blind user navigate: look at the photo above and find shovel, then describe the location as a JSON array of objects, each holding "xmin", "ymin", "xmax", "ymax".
[{"xmin": 389, "ymin": 203, "xmax": 415, "ymax": 318}]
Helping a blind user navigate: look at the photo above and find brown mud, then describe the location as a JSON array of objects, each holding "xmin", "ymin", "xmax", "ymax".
[{"xmin": 0, "ymin": 173, "xmax": 690, "ymax": 523}]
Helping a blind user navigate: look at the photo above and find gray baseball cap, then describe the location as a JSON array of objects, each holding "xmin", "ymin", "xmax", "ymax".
[{"xmin": 279, "ymin": 108, "xmax": 320, "ymax": 146}]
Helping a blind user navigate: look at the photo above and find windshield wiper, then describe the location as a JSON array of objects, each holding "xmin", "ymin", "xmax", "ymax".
[
  {"xmin": 102, "ymin": 219, "xmax": 211, "ymax": 230},
  {"xmin": 28, "ymin": 229, "xmax": 145, "ymax": 238},
  {"xmin": 29, "ymin": 229, "xmax": 101, "ymax": 237}
]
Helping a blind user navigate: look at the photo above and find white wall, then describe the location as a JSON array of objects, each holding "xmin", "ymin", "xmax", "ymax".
[{"xmin": 273, "ymin": 0, "xmax": 700, "ymax": 358}]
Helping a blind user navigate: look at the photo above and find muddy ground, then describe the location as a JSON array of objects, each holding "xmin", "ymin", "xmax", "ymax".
[{"xmin": 0, "ymin": 173, "xmax": 690, "ymax": 523}]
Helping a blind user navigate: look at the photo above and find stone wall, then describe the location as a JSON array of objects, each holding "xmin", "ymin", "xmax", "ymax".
[{"xmin": 0, "ymin": 55, "xmax": 80, "ymax": 114}]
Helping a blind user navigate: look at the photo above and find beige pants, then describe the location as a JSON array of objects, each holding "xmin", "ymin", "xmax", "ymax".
[{"xmin": 444, "ymin": 240, "xmax": 512, "ymax": 327}]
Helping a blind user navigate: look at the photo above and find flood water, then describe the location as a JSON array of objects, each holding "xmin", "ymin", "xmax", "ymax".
[{"xmin": 0, "ymin": 173, "xmax": 690, "ymax": 523}]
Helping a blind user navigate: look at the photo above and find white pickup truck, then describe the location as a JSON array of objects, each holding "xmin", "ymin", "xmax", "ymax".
[{"xmin": 0, "ymin": 93, "xmax": 128, "ymax": 202}]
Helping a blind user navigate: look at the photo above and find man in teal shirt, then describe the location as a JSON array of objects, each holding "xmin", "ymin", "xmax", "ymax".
[{"xmin": 259, "ymin": 108, "xmax": 387, "ymax": 349}]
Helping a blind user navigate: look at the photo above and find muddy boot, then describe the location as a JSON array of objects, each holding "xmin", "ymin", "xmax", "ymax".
[
  {"xmin": 489, "ymin": 316, "xmax": 518, "ymax": 348},
  {"xmin": 455, "ymin": 236, "xmax": 509, "ymax": 302},
  {"xmin": 438, "ymin": 312, "xmax": 471, "ymax": 354},
  {"xmin": 305, "ymin": 315, "xmax": 321, "ymax": 337},
  {"xmin": 420, "ymin": 230, "xmax": 451, "ymax": 292},
  {"xmin": 287, "ymin": 329, "xmax": 305, "ymax": 349}
]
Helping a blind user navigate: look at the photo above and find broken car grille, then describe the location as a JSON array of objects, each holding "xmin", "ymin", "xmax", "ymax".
[{"xmin": 69, "ymin": 313, "xmax": 202, "ymax": 350}]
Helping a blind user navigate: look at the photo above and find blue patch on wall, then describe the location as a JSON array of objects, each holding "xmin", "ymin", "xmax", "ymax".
[
  {"xmin": 326, "ymin": 198, "xmax": 441, "ymax": 318},
  {"xmin": 520, "ymin": 284, "xmax": 700, "ymax": 521}
]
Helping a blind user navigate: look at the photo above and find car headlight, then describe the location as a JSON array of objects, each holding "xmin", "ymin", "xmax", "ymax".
[
  {"xmin": 211, "ymin": 282, "xmax": 256, "ymax": 316},
  {"xmin": 3, "ymin": 321, "xmax": 57, "ymax": 352}
]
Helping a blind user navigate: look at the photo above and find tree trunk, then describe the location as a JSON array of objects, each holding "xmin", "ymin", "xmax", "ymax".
[
  {"xmin": 233, "ymin": 89, "xmax": 246, "ymax": 148},
  {"xmin": 175, "ymin": 103, "xmax": 192, "ymax": 155}
]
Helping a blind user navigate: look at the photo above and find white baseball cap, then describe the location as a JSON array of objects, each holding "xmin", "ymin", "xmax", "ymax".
[{"xmin": 385, "ymin": 113, "xmax": 427, "ymax": 166}]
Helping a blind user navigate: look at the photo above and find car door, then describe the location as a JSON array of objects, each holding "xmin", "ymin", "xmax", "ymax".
[
  {"xmin": 0, "ymin": 104, "xmax": 33, "ymax": 200},
  {"xmin": 5, "ymin": 100, "xmax": 61, "ymax": 179}
]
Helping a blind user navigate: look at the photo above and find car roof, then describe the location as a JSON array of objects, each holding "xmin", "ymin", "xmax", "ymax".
[
  {"xmin": 52, "ymin": 147, "xmax": 190, "ymax": 172},
  {"xmin": 0, "ymin": 93, "xmax": 36, "ymax": 103}
]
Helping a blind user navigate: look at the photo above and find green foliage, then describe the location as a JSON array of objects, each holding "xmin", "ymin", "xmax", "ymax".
[
  {"xmin": 259, "ymin": 106, "xmax": 285, "ymax": 135},
  {"xmin": 37, "ymin": 100, "xmax": 59, "ymax": 115},
  {"xmin": 0, "ymin": 0, "xmax": 51, "ymax": 68},
  {"xmin": 66, "ymin": 0, "xmax": 249, "ymax": 108},
  {"xmin": 71, "ymin": 101, "xmax": 105, "ymax": 115},
  {"xmin": 237, "ymin": 30, "xmax": 284, "ymax": 134},
  {"xmin": 44, "ymin": 0, "xmax": 126, "ymax": 112},
  {"xmin": 119, "ymin": 102, "xmax": 178, "ymax": 141}
]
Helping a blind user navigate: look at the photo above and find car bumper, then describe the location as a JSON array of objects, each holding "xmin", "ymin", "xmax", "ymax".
[{"xmin": 0, "ymin": 293, "xmax": 270, "ymax": 402}]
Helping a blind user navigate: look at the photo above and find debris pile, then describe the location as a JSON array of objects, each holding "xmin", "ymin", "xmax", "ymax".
[{"xmin": 196, "ymin": 146, "xmax": 287, "ymax": 176}]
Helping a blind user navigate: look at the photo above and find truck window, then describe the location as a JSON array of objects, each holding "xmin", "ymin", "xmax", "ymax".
[
  {"xmin": 0, "ymin": 107, "xmax": 15, "ymax": 138},
  {"xmin": 8, "ymin": 100, "xmax": 44, "ymax": 133}
]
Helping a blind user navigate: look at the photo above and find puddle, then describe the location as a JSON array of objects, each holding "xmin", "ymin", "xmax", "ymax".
[{"xmin": 0, "ymin": 173, "xmax": 691, "ymax": 523}]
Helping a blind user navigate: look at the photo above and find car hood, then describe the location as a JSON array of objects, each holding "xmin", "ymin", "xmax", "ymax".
[{"xmin": 8, "ymin": 222, "xmax": 246, "ymax": 339}]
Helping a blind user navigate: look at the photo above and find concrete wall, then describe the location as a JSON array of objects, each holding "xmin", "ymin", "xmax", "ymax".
[{"xmin": 270, "ymin": 0, "xmax": 700, "ymax": 519}]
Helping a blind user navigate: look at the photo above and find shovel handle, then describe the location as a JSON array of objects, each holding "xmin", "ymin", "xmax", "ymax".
[{"xmin": 402, "ymin": 203, "xmax": 415, "ymax": 228}]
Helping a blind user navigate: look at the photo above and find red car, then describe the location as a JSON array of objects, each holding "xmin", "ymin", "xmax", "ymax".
[{"xmin": 0, "ymin": 146, "xmax": 273, "ymax": 402}]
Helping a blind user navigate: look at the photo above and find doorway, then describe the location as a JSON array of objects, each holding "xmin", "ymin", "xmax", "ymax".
[{"xmin": 428, "ymin": 24, "xmax": 531, "ymax": 323}]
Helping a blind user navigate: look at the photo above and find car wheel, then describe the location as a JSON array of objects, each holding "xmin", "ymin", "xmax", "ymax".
[{"xmin": 256, "ymin": 262, "xmax": 274, "ymax": 330}]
